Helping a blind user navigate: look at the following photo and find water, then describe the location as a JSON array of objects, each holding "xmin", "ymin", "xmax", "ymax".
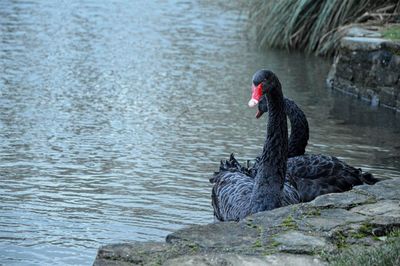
[{"xmin": 1, "ymin": 0, "xmax": 400, "ymax": 265}]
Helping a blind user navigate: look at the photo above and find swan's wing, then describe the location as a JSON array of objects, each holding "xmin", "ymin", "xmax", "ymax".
[
  {"xmin": 211, "ymin": 171, "xmax": 253, "ymax": 222},
  {"xmin": 287, "ymin": 154, "xmax": 378, "ymax": 202},
  {"xmin": 287, "ymin": 154, "xmax": 354, "ymax": 180}
]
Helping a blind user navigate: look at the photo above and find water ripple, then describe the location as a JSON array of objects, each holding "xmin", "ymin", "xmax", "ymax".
[{"xmin": 1, "ymin": 0, "xmax": 400, "ymax": 265}]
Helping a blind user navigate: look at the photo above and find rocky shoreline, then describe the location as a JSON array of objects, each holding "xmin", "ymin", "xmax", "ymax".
[
  {"xmin": 93, "ymin": 177, "xmax": 400, "ymax": 265},
  {"xmin": 327, "ymin": 26, "xmax": 400, "ymax": 112}
]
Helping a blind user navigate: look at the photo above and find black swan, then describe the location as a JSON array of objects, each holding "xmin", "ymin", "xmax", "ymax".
[
  {"xmin": 210, "ymin": 70, "xmax": 300, "ymax": 222},
  {"xmin": 246, "ymin": 91, "xmax": 378, "ymax": 202},
  {"xmin": 213, "ymin": 74, "xmax": 378, "ymax": 211},
  {"xmin": 225, "ymin": 96, "xmax": 309, "ymax": 178},
  {"xmin": 261, "ymin": 96, "xmax": 309, "ymax": 158}
]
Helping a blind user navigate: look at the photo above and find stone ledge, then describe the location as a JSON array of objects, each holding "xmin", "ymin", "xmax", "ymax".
[
  {"xmin": 341, "ymin": 37, "xmax": 387, "ymax": 51},
  {"xmin": 327, "ymin": 26, "xmax": 400, "ymax": 111},
  {"xmin": 93, "ymin": 178, "xmax": 400, "ymax": 265},
  {"xmin": 163, "ymin": 253, "xmax": 327, "ymax": 266}
]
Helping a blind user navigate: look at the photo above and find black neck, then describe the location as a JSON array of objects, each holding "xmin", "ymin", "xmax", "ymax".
[
  {"xmin": 284, "ymin": 98, "xmax": 309, "ymax": 158},
  {"xmin": 251, "ymin": 83, "xmax": 288, "ymax": 213}
]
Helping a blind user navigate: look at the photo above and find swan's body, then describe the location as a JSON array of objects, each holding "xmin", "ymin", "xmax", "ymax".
[
  {"xmin": 211, "ymin": 70, "xmax": 300, "ymax": 222},
  {"xmin": 211, "ymin": 169, "xmax": 299, "ymax": 221}
]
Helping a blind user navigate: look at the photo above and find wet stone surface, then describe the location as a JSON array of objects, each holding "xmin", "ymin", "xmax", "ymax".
[
  {"xmin": 93, "ymin": 178, "xmax": 400, "ymax": 265},
  {"xmin": 273, "ymin": 230, "xmax": 334, "ymax": 254}
]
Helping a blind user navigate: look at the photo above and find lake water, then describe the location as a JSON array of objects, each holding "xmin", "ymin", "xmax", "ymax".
[{"xmin": 1, "ymin": 0, "xmax": 400, "ymax": 265}]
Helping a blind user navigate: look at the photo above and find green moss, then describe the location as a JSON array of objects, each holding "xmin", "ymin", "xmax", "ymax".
[
  {"xmin": 305, "ymin": 208, "xmax": 321, "ymax": 217},
  {"xmin": 261, "ymin": 249, "xmax": 275, "ymax": 256},
  {"xmin": 383, "ymin": 25, "xmax": 400, "ymax": 40},
  {"xmin": 351, "ymin": 232, "xmax": 368, "ymax": 239},
  {"xmin": 245, "ymin": 218, "xmax": 260, "ymax": 229},
  {"xmin": 260, "ymin": 245, "xmax": 280, "ymax": 256},
  {"xmin": 186, "ymin": 243, "xmax": 199, "ymax": 253},
  {"xmin": 246, "ymin": 218, "xmax": 265, "ymax": 249},
  {"xmin": 269, "ymin": 240, "xmax": 280, "ymax": 248},
  {"xmin": 252, "ymin": 239, "xmax": 263, "ymax": 248},
  {"xmin": 281, "ymin": 215, "xmax": 298, "ymax": 230},
  {"xmin": 258, "ymin": 239, "xmax": 281, "ymax": 256},
  {"xmin": 348, "ymin": 223, "xmax": 373, "ymax": 239},
  {"xmin": 251, "ymin": 224, "xmax": 259, "ymax": 229},
  {"xmin": 372, "ymin": 235, "xmax": 382, "ymax": 241},
  {"xmin": 246, "ymin": 217, "xmax": 253, "ymax": 224}
]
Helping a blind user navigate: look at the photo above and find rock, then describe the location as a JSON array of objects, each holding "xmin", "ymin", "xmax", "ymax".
[
  {"xmin": 273, "ymin": 230, "xmax": 334, "ymax": 254},
  {"xmin": 306, "ymin": 208, "xmax": 368, "ymax": 232},
  {"xmin": 164, "ymin": 254, "xmax": 268, "ymax": 266},
  {"xmin": 164, "ymin": 253, "xmax": 327, "ymax": 266},
  {"xmin": 370, "ymin": 216, "xmax": 400, "ymax": 236},
  {"xmin": 328, "ymin": 26, "xmax": 400, "ymax": 111},
  {"xmin": 166, "ymin": 221, "xmax": 260, "ymax": 252},
  {"xmin": 263, "ymin": 254, "xmax": 327, "ymax": 266},
  {"xmin": 308, "ymin": 191, "xmax": 374, "ymax": 209},
  {"xmin": 353, "ymin": 178, "xmax": 400, "ymax": 200},
  {"xmin": 93, "ymin": 178, "xmax": 400, "ymax": 265},
  {"xmin": 94, "ymin": 242, "xmax": 170, "ymax": 266},
  {"xmin": 341, "ymin": 37, "xmax": 386, "ymax": 51},
  {"xmin": 350, "ymin": 200, "xmax": 400, "ymax": 217},
  {"xmin": 346, "ymin": 27, "xmax": 382, "ymax": 38},
  {"xmin": 246, "ymin": 204, "xmax": 300, "ymax": 230}
]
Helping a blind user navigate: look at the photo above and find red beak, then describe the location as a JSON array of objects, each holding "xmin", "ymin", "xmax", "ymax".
[{"xmin": 248, "ymin": 83, "xmax": 262, "ymax": 108}]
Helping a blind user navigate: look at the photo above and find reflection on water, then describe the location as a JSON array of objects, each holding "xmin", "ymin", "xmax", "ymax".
[{"xmin": 1, "ymin": 0, "xmax": 399, "ymax": 265}]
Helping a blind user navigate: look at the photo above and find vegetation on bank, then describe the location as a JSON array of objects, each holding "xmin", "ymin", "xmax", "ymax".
[
  {"xmin": 328, "ymin": 230, "xmax": 400, "ymax": 266},
  {"xmin": 383, "ymin": 25, "xmax": 400, "ymax": 40},
  {"xmin": 247, "ymin": 0, "xmax": 400, "ymax": 56}
]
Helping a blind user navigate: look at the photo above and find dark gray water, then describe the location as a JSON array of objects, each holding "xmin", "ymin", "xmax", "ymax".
[{"xmin": 1, "ymin": 0, "xmax": 400, "ymax": 265}]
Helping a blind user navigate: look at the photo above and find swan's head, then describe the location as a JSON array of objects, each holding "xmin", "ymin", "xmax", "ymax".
[{"xmin": 248, "ymin": 69, "xmax": 280, "ymax": 118}]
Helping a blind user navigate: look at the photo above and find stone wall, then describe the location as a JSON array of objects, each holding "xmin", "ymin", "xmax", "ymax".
[
  {"xmin": 327, "ymin": 28, "xmax": 400, "ymax": 111},
  {"xmin": 93, "ymin": 178, "xmax": 400, "ymax": 265}
]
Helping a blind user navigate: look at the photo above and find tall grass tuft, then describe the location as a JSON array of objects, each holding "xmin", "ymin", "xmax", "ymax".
[
  {"xmin": 328, "ymin": 230, "xmax": 400, "ymax": 266},
  {"xmin": 247, "ymin": 0, "xmax": 400, "ymax": 56}
]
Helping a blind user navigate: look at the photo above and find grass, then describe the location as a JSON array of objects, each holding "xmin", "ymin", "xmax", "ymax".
[
  {"xmin": 328, "ymin": 230, "xmax": 400, "ymax": 266},
  {"xmin": 334, "ymin": 231, "xmax": 348, "ymax": 249},
  {"xmin": 246, "ymin": 0, "xmax": 400, "ymax": 56},
  {"xmin": 383, "ymin": 25, "xmax": 400, "ymax": 40}
]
